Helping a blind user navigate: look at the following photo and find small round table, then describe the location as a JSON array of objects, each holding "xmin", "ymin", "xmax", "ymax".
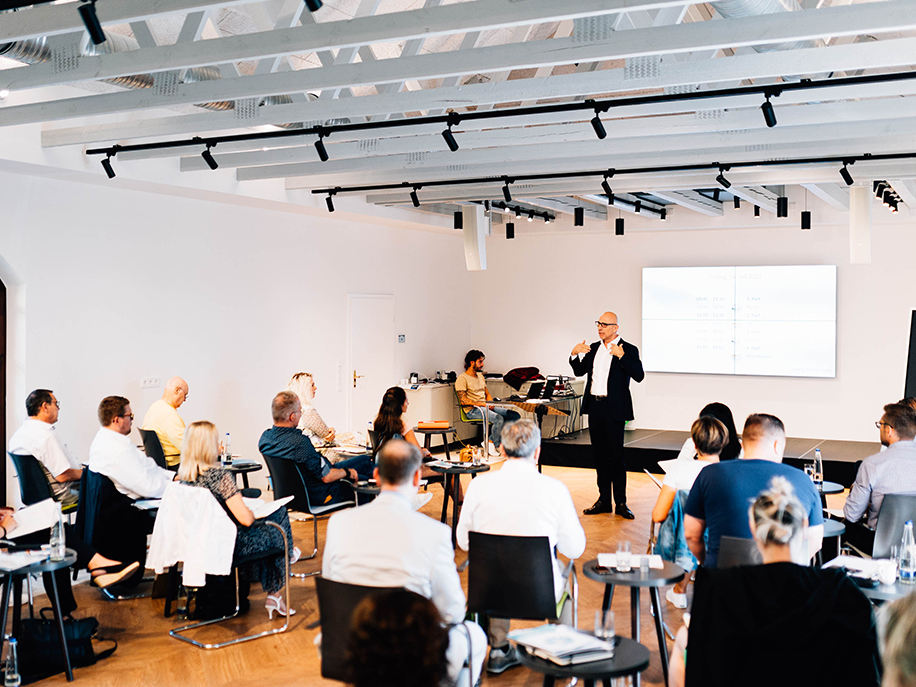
[
  {"xmin": 428, "ymin": 462, "xmax": 490, "ymax": 547},
  {"xmin": 517, "ymin": 637, "xmax": 650, "ymax": 687},
  {"xmin": 352, "ymin": 480, "xmax": 381, "ymax": 504},
  {"xmin": 583, "ymin": 559, "xmax": 685, "ymax": 686},
  {"xmin": 858, "ymin": 578, "xmax": 914, "ymax": 604},
  {"xmin": 224, "ymin": 460, "xmax": 263, "ymax": 489},
  {"xmin": 413, "ymin": 426, "xmax": 455, "ymax": 461},
  {"xmin": 0, "ymin": 549, "xmax": 78, "ymax": 681}
]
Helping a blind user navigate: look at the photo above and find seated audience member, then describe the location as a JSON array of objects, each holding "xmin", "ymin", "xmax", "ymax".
[
  {"xmin": 88, "ymin": 396, "xmax": 175, "ymax": 579},
  {"xmin": 322, "ymin": 440, "xmax": 486, "ymax": 686},
  {"xmin": 456, "ymin": 420, "xmax": 586, "ymax": 674},
  {"xmin": 900, "ymin": 397, "xmax": 916, "ymax": 417},
  {"xmin": 9, "ymin": 389, "xmax": 83, "ymax": 507},
  {"xmin": 456, "ymin": 350, "xmax": 520, "ymax": 456},
  {"xmin": 652, "ymin": 416, "xmax": 727, "ymax": 609},
  {"xmin": 179, "ymin": 421, "xmax": 297, "ymax": 618},
  {"xmin": 141, "ymin": 377, "xmax": 189, "ymax": 468},
  {"xmin": 684, "ymin": 413, "xmax": 823, "ymax": 568},
  {"xmin": 287, "ymin": 372, "xmax": 346, "ymax": 464},
  {"xmin": 0, "ymin": 507, "xmax": 139, "ymax": 618},
  {"xmin": 373, "ymin": 386, "xmax": 439, "ymax": 482},
  {"xmin": 347, "ymin": 590, "xmax": 449, "ymax": 687},
  {"xmin": 674, "ymin": 477, "xmax": 880, "ymax": 687},
  {"xmin": 259, "ymin": 391, "xmax": 373, "ymax": 507},
  {"xmin": 844, "ymin": 403, "xmax": 916, "ymax": 554},
  {"xmin": 881, "ymin": 591, "xmax": 916, "ymax": 687},
  {"xmin": 674, "ymin": 402, "xmax": 742, "ymax": 462}
]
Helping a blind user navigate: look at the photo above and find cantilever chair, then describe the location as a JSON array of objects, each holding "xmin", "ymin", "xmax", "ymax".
[
  {"xmin": 466, "ymin": 532, "xmax": 578, "ymax": 632},
  {"xmin": 138, "ymin": 428, "xmax": 170, "ymax": 470},
  {"xmin": 148, "ymin": 482, "xmax": 290, "ymax": 649},
  {"xmin": 8, "ymin": 452, "xmax": 78, "ymax": 519},
  {"xmin": 872, "ymin": 493, "xmax": 916, "ymax": 559},
  {"xmin": 262, "ymin": 453, "xmax": 354, "ymax": 578}
]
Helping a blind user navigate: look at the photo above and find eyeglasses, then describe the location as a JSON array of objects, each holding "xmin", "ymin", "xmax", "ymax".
[
  {"xmin": 595, "ymin": 321, "xmax": 618, "ymax": 328},
  {"xmin": 876, "ymin": 421, "xmax": 893, "ymax": 429},
  {"xmin": 120, "ymin": 413, "xmax": 135, "ymax": 421},
  {"xmin": 47, "ymin": 401, "xmax": 60, "ymax": 408}
]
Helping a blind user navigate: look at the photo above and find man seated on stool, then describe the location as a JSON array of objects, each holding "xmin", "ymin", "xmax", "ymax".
[
  {"xmin": 844, "ymin": 402, "xmax": 916, "ymax": 554},
  {"xmin": 456, "ymin": 349, "xmax": 520, "ymax": 457},
  {"xmin": 322, "ymin": 439, "xmax": 486, "ymax": 686},
  {"xmin": 141, "ymin": 376, "xmax": 189, "ymax": 469},
  {"xmin": 258, "ymin": 391, "xmax": 373, "ymax": 506},
  {"xmin": 9, "ymin": 389, "xmax": 83, "ymax": 507},
  {"xmin": 456, "ymin": 419, "xmax": 586, "ymax": 674}
]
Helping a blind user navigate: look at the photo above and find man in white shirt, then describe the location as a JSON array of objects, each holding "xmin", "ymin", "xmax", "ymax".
[
  {"xmin": 141, "ymin": 376, "xmax": 189, "ymax": 468},
  {"xmin": 88, "ymin": 395, "xmax": 175, "ymax": 501},
  {"xmin": 456, "ymin": 419, "xmax": 587, "ymax": 674},
  {"xmin": 9, "ymin": 389, "xmax": 83, "ymax": 507},
  {"xmin": 322, "ymin": 440, "xmax": 486, "ymax": 687}
]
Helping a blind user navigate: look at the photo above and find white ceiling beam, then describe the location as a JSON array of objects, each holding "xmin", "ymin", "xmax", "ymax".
[
  {"xmin": 8, "ymin": 1, "xmax": 915, "ymax": 126},
  {"xmin": 521, "ymin": 197, "xmax": 608, "ymax": 219},
  {"xmin": 650, "ymin": 190, "xmax": 724, "ymax": 216},
  {"xmin": 730, "ymin": 186, "xmax": 779, "ymax": 214},
  {"xmin": 0, "ymin": 0, "xmax": 256, "ymax": 43},
  {"xmin": 3, "ymin": 0, "xmax": 696, "ymax": 93},
  {"xmin": 39, "ymin": 34, "xmax": 916, "ymax": 147},
  {"xmin": 802, "ymin": 183, "xmax": 850, "ymax": 210}
]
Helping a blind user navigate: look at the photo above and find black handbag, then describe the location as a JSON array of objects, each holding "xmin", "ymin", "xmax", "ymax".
[{"xmin": 17, "ymin": 610, "xmax": 116, "ymax": 683}]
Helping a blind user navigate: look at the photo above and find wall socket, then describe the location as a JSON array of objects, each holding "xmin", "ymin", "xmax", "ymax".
[
  {"xmin": 141, "ymin": 377, "xmax": 160, "ymax": 389},
  {"xmin": 398, "ymin": 334, "xmax": 405, "ymax": 343}
]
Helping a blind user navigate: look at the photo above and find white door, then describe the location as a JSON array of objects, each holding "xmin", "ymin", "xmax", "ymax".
[{"xmin": 348, "ymin": 294, "xmax": 396, "ymax": 432}]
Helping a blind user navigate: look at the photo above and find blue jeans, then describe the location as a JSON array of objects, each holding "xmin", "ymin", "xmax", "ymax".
[{"xmin": 466, "ymin": 406, "xmax": 521, "ymax": 447}]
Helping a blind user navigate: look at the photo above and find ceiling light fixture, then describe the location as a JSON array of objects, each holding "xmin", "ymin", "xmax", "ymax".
[
  {"xmin": 78, "ymin": 0, "xmax": 106, "ymax": 46},
  {"xmin": 659, "ymin": 208, "xmax": 667, "ymax": 221},
  {"xmin": 502, "ymin": 179, "xmax": 513, "ymax": 203},
  {"xmin": 801, "ymin": 210, "xmax": 811, "ymax": 230},
  {"xmin": 101, "ymin": 153, "xmax": 115, "ymax": 179},
  {"xmin": 591, "ymin": 113, "xmax": 607, "ymax": 140},
  {"xmin": 754, "ymin": 205, "xmax": 761, "ymax": 218},
  {"xmin": 325, "ymin": 192, "xmax": 336, "ymax": 213},
  {"xmin": 454, "ymin": 211, "xmax": 463, "ymax": 230},
  {"xmin": 839, "ymin": 161, "xmax": 854, "ymax": 186},
  {"xmin": 776, "ymin": 197, "xmax": 789, "ymax": 217},
  {"xmin": 506, "ymin": 222, "xmax": 515, "ymax": 239},
  {"xmin": 527, "ymin": 212, "xmax": 534, "ymax": 222},
  {"xmin": 442, "ymin": 112, "xmax": 460, "ymax": 152},
  {"xmin": 616, "ymin": 217, "xmax": 625, "ymax": 235},
  {"xmin": 410, "ymin": 186, "xmax": 421, "ymax": 208},
  {"xmin": 201, "ymin": 143, "xmax": 218, "ymax": 170},
  {"xmin": 304, "ymin": 0, "xmax": 323, "ymax": 12},
  {"xmin": 601, "ymin": 169, "xmax": 614, "ymax": 199},
  {"xmin": 574, "ymin": 207, "xmax": 584, "ymax": 227},
  {"xmin": 715, "ymin": 166, "xmax": 731, "ymax": 189},
  {"xmin": 314, "ymin": 131, "xmax": 329, "ymax": 162},
  {"xmin": 733, "ymin": 196, "xmax": 741, "ymax": 209},
  {"xmin": 760, "ymin": 94, "xmax": 778, "ymax": 128},
  {"xmin": 634, "ymin": 200, "xmax": 642, "ymax": 214}
]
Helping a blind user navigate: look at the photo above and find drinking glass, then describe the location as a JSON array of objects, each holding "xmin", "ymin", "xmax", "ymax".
[
  {"xmin": 594, "ymin": 609, "xmax": 616, "ymax": 654},
  {"xmin": 616, "ymin": 541, "xmax": 632, "ymax": 572}
]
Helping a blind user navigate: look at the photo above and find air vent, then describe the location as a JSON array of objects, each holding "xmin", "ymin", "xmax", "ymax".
[
  {"xmin": 52, "ymin": 45, "xmax": 79, "ymax": 74},
  {"xmin": 235, "ymin": 98, "xmax": 260, "ymax": 120},
  {"xmin": 153, "ymin": 72, "xmax": 180, "ymax": 97},
  {"xmin": 573, "ymin": 15, "xmax": 616, "ymax": 43},
  {"xmin": 695, "ymin": 109, "xmax": 725, "ymax": 120},
  {"xmin": 405, "ymin": 152, "xmax": 428, "ymax": 164},
  {"xmin": 358, "ymin": 139, "xmax": 380, "ymax": 153},
  {"xmin": 664, "ymin": 84, "xmax": 696, "ymax": 95},
  {"xmin": 625, "ymin": 55, "xmax": 661, "ymax": 80}
]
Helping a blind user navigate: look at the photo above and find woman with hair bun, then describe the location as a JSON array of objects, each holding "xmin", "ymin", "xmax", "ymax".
[{"xmin": 670, "ymin": 477, "xmax": 881, "ymax": 687}]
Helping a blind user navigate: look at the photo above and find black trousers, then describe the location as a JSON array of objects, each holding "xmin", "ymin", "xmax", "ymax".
[{"xmin": 587, "ymin": 403, "xmax": 627, "ymax": 506}]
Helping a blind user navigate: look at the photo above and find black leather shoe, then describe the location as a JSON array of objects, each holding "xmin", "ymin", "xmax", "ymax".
[
  {"xmin": 583, "ymin": 500, "xmax": 614, "ymax": 515},
  {"xmin": 615, "ymin": 504, "xmax": 636, "ymax": 520}
]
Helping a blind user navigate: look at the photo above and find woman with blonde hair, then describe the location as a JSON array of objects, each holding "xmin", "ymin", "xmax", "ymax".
[
  {"xmin": 288, "ymin": 372, "xmax": 358, "ymax": 464},
  {"xmin": 179, "ymin": 421, "xmax": 298, "ymax": 619}
]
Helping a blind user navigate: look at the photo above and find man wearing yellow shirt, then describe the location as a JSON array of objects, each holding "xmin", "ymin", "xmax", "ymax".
[{"xmin": 141, "ymin": 376, "xmax": 189, "ymax": 467}]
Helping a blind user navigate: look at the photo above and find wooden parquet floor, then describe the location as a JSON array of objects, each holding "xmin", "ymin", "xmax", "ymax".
[{"xmin": 29, "ymin": 466, "xmax": 847, "ymax": 687}]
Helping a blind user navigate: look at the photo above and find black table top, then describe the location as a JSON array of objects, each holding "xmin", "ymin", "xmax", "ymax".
[
  {"xmin": 224, "ymin": 461, "xmax": 262, "ymax": 474},
  {"xmin": 413, "ymin": 426, "xmax": 454, "ymax": 434},
  {"xmin": 428, "ymin": 463, "xmax": 491, "ymax": 475},
  {"xmin": 0, "ymin": 549, "xmax": 76, "ymax": 576},
  {"xmin": 583, "ymin": 558, "xmax": 686, "ymax": 587},
  {"xmin": 858, "ymin": 579, "xmax": 915, "ymax": 603},
  {"xmin": 353, "ymin": 481, "xmax": 381, "ymax": 496},
  {"xmin": 516, "ymin": 637, "xmax": 650, "ymax": 678}
]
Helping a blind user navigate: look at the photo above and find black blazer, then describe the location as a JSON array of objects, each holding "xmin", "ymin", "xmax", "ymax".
[{"xmin": 569, "ymin": 339, "xmax": 644, "ymax": 421}]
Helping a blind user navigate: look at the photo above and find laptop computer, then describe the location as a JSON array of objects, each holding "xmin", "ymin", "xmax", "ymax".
[
  {"xmin": 525, "ymin": 381, "xmax": 545, "ymax": 399},
  {"xmin": 541, "ymin": 379, "xmax": 557, "ymax": 399}
]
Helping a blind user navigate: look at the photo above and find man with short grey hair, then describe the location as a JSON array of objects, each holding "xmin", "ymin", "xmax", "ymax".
[
  {"xmin": 456, "ymin": 420, "xmax": 586, "ymax": 674},
  {"xmin": 323, "ymin": 440, "xmax": 486, "ymax": 686}
]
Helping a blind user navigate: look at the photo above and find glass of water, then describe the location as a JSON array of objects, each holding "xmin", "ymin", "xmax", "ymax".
[
  {"xmin": 616, "ymin": 541, "xmax": 632, "ymax": 572},
  {"xmin": 594, "ymin": 609, "xmax": 616, "ymax": 655}
]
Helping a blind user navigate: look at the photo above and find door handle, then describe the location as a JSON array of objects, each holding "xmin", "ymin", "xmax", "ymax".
[{"xmin": 353, "ymin": 370, "xmax": 365, "ymax": 388}]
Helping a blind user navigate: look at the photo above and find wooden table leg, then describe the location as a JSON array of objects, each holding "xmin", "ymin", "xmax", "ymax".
[
  {"xmin": 47, "ymin": 570, "xmax": 74, "ymax": 681},
  {"xmin": 650, "ymin": 587, "xmax": 670, "ymax": 686}
]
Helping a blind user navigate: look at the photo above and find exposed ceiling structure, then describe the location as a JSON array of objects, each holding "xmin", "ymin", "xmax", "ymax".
[{"xmin": 2, "ymin": 0, "xmax": 916, "ymax": 225}]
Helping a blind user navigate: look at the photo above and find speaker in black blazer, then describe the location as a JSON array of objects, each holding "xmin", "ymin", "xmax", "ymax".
[{"xmin": 569, "ymin": 339, "xmax": 645, "ymax": 421}]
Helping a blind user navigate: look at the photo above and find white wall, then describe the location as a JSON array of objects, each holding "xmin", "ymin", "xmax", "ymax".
[
  {"xmin": 0, "ymin": 171, "xmax": 473, "ymax": 494},
  {"xmin": 468, "ymin": 202, "xmax": 916, "ymax": 443}
]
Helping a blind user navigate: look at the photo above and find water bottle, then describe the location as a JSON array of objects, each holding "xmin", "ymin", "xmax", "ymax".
[
  {"xmin": 813, "ymin": 448, "xmax": 824, "ymax": 487},
  {"xmin": 221, "ymin": 433, "xmax": 232, "ymax": 466},
  {"xmin": 49, "ymin": 508, "xmax": 66, "ymax": 562},
  {"xmin": 5, "ymin": 636, "xmax": 20, "ymax": 687},
  {"xmin": 899, "ymin": 520, "xmax": 916, "ymax": 585}
]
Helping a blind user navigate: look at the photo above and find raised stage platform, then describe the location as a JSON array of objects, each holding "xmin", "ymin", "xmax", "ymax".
[{"xmin": 540, "ymin": 428, "xmax": 881, "ymax": 488}]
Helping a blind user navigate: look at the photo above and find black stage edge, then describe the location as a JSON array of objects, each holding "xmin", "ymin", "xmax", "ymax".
[{"xmin": 541, "ymin": 429, "xmax": 672, "ymax": 475}]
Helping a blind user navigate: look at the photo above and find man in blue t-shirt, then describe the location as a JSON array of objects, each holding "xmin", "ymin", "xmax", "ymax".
[{"xmin": 685, "ymin": 413, "xmax": 824, "ymax": 568}]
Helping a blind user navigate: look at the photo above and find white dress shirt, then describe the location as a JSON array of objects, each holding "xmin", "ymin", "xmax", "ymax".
[
  {"xmin": 9, "ymin": 419, "xmax": 81, "ymax": 477},
  {"xmin": 579, "ymin": 335, "xmax": 621, "ymax": 397},
  {"xmin": 456, "ymin": 458, "xmax": 586, "ymax": 597},
  {"xmin": 88, "ymin": 427, "xmax": 174, "ymax": 500}
]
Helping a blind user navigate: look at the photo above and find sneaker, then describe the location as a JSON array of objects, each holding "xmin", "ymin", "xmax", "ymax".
[
  {"xmin": 487, "ymin": 645, "xmax": 521, "ymax": 674},
  {"xmin": 487, "ymin": 442, "xmax": 501, "ymax": 458},
  {"xmin": 666, "ymin": 587, "xmax": 688, "ymax": 609}
]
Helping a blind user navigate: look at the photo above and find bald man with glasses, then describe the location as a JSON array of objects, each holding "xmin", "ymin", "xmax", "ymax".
[{"xmin": 570, "ymin": 312, "xmax": 644, "ymax": 519}]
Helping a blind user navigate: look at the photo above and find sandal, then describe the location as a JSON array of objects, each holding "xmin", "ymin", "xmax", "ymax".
[{"xmin": 89, "ymin": 561, "xmax": 141, "ymax": 589}]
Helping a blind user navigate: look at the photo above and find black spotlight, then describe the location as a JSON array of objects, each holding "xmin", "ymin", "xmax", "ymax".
[
  {"xmin": 506, "ymin": 222, "xmax": 515, "ymax": 239},
  {"xmin": 574, "ymin": 207, "xmax": 584, "ymax": 227},
  {"xmin": 875, "ymin": 181, "xmax": 887, "ymax": 198},
  {"xmin": 883, "ymin": 189, "xmax": 894, "ymax": 206},
  {"xmin": 78, "ymin": 1, "xmax": 106, "ymax": 46},
  {"xmin": 201, "ymin": 144, "xmax": 218, "ymax": 170},
  {"xmin": 591, "ymin": 114, "xmax": 607, "ymax": 140},
  {"xmin": 502, "ymin": 182, "xmax": 512, "ymax": 203},
  {"xmin": 659, "ymin": 208, "xmax": 667, "ymax": 221},
  {"xmin": 608, "ymin": 194, "xmax": 615, "ymax": 206},
  {"xmin": 601, "ymin": 178, "xmax": 613, "ymax": 198},
  {"xmin": 304, "ymin": 0, "xmax": 323, "ymax": 11},
  {"xmin": 733, "ymin": 196, "xmax": 741, "ymax": 209},
  {"xmin": 326, "ymin": 195, "xmax": 335, "ymax": 212},
  {"xmin": 634, "ymin": 200, "xmax": 641, "ymax": 214},
  {"xmin": 754, "ymin": 205, "xmax": 761, "ymax": 218},
  {"xmin": 615, "ymin": 217, "xmax": 625, "ymax": 235},
  {"xmin": 776, "ymin": 196, "xmax": 788, "ymax": 217},
  {"xmin": 454, "ymin": 211, "xmax": 463, "ymax": 230},
  {"xmin": 716, "ymin": 168, "xmax": 731, "ymax": 189},
  {"xmin": 514, "ymin": 207, "xmax": 521, "ymax": 219},
  {"xmin": 410, "ymin": 188, "xmax": 420, "ymax": 207},
  {"xmin": 442, "ymin": 127, "xmax": 459, "ymax": 152},
  {"xmin": 801, "ymin": 211, "xmax": 811, "ymax": 230},
  {"xmin": 315, "ymin": 135, "xmax": 329, "ymax": 162},
  {"xmin": 761, "ymin": 96, "xmax": 777, "ymax": 128},
  {"xmin": 527, "ymin": 212, "xmax": 534, "ymax": 222},
  {"xmin": 839, "ymin": 163, "xmax": 854, "ymax": 186},
  {"xmin": 101, "ymin": 154, "xmax": 115, "ymax": 179}
]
